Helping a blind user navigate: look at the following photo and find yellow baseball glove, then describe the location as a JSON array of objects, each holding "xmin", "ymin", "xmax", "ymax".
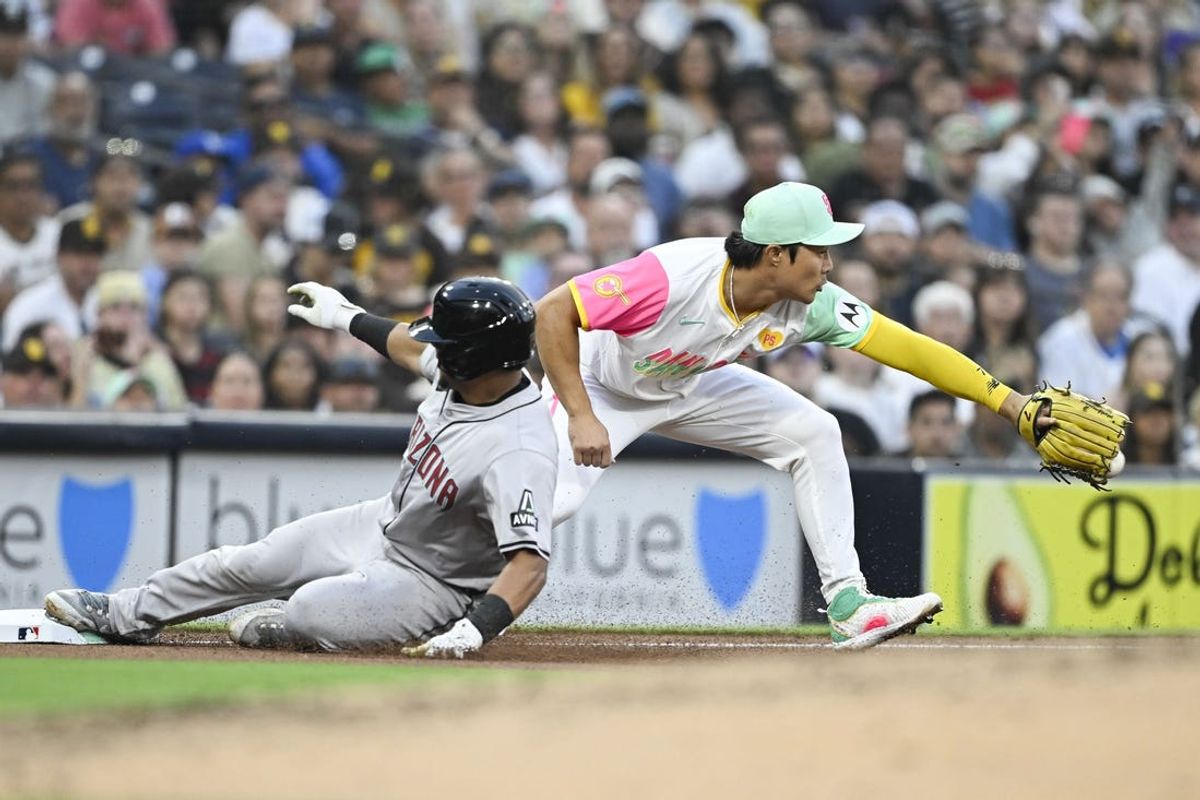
[{"xmin": 1018, "ymin": 383, "xmax": 1130, "ymax": 490}]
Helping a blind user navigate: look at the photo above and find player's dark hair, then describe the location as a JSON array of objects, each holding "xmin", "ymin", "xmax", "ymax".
[
  {"xmin": 724, "ymin": 231, "xmax": 800, "ymax": 269},
  {"xmin": 908, "ymin": 389, "xmax": 955, "ymax": 421}
]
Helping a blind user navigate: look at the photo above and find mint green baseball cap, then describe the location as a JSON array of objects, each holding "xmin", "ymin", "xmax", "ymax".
[{"xmin": 740, "ymin": 182, "xmax": 864, "ymax": 247}]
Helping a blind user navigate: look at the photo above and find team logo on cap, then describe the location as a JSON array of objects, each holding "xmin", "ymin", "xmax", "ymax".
[
  {"xmin": 467, "ymin": 233, "xmax": 494, "ymax": 255},
  {"xmin": 593, "ymin": 274, "xmax": 631, "ymax": 305},
  {"xmin": 371, "ymin": 158, "xmax": 393, "ymax": 183},
  {"xmin": 81, "ymin": 214, "xmax": 102, "ymax": 240},
  {"xmin": 821, "ymin": 192, "xmax": 833, "ymax": 217},
  {"xmin": 23, "ymin": 336, "xmax": 46, "ymax": 362}
]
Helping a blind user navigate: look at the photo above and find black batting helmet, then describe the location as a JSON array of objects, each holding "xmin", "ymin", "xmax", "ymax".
[{"xmin": 409, "ymin": 278, "xmax": 536, "ymax": 381}]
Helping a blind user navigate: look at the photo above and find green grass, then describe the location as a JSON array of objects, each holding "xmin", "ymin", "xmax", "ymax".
[{"xmin": 0, "ymin": 658, "xmax": 503, "ymax": 718}]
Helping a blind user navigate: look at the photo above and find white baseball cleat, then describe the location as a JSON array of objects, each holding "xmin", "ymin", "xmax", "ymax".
[
  {"xmin": 228, "ymin": 608, "xmax": 294, "ymax": 649},
  {"xmin": 825, "ymin": 586, "xmax": 943, "ymax": 650}
]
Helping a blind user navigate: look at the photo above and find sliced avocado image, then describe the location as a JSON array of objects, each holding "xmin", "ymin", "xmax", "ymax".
[{"xmin": 962, "ymin": 481, "xmax": 1053, "ymax": 628}]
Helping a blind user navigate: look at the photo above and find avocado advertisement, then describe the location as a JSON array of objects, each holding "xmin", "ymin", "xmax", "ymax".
[{"xmin": 926, "ymin": 477, "xmax": 1200, "ymax": 631}]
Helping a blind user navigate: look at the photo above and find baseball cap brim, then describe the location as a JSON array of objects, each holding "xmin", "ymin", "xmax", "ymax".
[{"xmin": 800, "ymin": 221, "xmax": 864, "ymax": 247}]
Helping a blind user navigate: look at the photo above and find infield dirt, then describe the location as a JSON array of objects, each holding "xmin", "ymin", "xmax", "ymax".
[{"xmin": 1, "ymin": 631, "xmax": 1196, "ymax": 799}]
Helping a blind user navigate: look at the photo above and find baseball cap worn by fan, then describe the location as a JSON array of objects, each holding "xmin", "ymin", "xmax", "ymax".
[
  {"xmin": 1129, "ymin": 382, "xmax": 1172, "ymax": 413},
  {"xmin": 861, "ymin": 200, "xmax": 920, "ymax": 239},
  {"xmin": 1170, "ymin": 184, "xmax": 1200, "ymax": 217},
  {"xmin": 0, "ymin": 1, "xmax": 28, "ymax": 34},
  {"xmin": 590, "ymin": 157, "xmax": 643, "ymax": 195},
  {"xmin": 375, "ymin": 224, "xmax": 417, "ymax": 258},
  {"xmin": 327, "ymin": 357, "xmax": 380, "ymax": 385},
  {"xmin": 602, "ymin": 87, "xmax": 648, "ymax": 116},
  {"xmin": 155, "ymin": 202, "xmax": 202, "ymax": 240},
  {"xmin": 920, "ymin": 201, "xmax": 969, "ymax": 235},
  {"xmin": 96, "ymin": 271, "xmax": 147, "ymax": 309},
  {"xmin": 357, "ymin": 43, "xmax": 412, "ymax": 77},
  {"xmin": 431, "ymin": 54, "xmax": 470, "ymax": 84},
  {"xmin": 3, "ymin": 332, "xmax": 57, "ymax": 377},
  {"xmin": 934, "ymin": 114, "xmax": 987, "ymax": 155},
  {"xmin": 741, "ymin": 183, "xmax": 864, "ymax": 247},
  {"xmin": 58, "ymin": 215, "xmax": 107, "ymax": 254}
]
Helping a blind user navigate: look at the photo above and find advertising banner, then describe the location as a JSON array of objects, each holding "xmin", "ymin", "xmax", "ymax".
[
  {"xmin": 0, "ymin": 455, "xmax": 171, "ymax": 610},
  {"xmin": 524, "ymin": 461, "xmax": 801, "ymax": 627},
  {"xmin": 926, "ymin": 477, "xmax": 1200, "ymax": 631},
  {"xmin": 177, "ymin": 453, "xmax": 803, "ymax": 627},
  {"xmin": 174, "ymin": 452, "xmax": 402, "ymax": 559}
]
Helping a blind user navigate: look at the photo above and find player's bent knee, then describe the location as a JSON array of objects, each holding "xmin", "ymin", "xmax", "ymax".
[
  {"xmin": 778, "ymin": 407, "xmax": 842, "ymax": 450},
  {"xmin": 814, "ymin": 408, "xmax": 842, "ymax": 445},
  {"xmin": 283, "ymin": 589, "xmax": 345, "ymax": 651}
]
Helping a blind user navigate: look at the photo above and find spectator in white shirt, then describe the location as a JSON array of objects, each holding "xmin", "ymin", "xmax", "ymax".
[
  {"xmin": 511, "ymin": 72, "xmax": 568, "ymax": 196},
  {"xmin": 420, "ymin": 146, "xmax": 491, "ymax": 257},
  {"xmin": 2, "ymin": 214, "xmax": 104, "ymax": 351},
  {"xmin": 530, "ymin": 127, "xmax": 610, "ymax": 250},
  {"xmin": 1131, "ymin": 184, "xmax": 1200, "ymax": 356},
  {"xmin": 0, "ymin": 148, "xmax": 59, "ymax": 313},
  {"xmin": 0, "ymin": 2, "xmax": 53, "ymax": 145},
  {"xmin": 1039, "ymin": 261, "xmax": 1146, "ymax": 400}
]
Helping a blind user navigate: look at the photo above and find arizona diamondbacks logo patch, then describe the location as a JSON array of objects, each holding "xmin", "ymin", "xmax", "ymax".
[{"xmin": 510, "ymin": 489, "xmax": 538, "ymax": 531}]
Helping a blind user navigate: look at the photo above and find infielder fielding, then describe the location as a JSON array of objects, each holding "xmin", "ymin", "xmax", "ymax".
[
  {"xmin": 46, "ymin": 278, "xmax": 557, "ymax": 657},
  {"xmin": 536, "ymin": 182, "xmax": 1127, "ymax": 649}
]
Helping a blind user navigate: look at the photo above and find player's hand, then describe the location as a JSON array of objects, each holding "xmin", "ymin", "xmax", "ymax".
[
  {"xmin": 569, "ymin": 412, "xmax": 613, "ymax": 468},
  {"xmin": 401, "ymin": 618, "xmax": 483, "ymax": 659},
  {"xmin": 1000, "ymin": 391, "xmax": 1055, "ymax": 433},
  {"xmin": 286, "ymin": 281, "xmax": 364, "ymax": 333}
]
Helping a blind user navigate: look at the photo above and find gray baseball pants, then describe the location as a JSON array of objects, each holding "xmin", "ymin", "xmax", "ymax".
[{"xmin": 105, "ymin": 495, "xmax": 471, "ymax": 650}]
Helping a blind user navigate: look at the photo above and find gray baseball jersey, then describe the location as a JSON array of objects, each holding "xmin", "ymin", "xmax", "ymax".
[{"xmin": 383, "ymin": 349, "xmax": 557, "ymax": 592}]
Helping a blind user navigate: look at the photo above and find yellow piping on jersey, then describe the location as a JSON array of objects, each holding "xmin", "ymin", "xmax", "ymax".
[
  {"xmin": 716, "ymin": 259, "xmax": 760, "ymax": 327},
  {"xmin": 568, "ymin": 278, "xmax": 591, "ymax": 331}
]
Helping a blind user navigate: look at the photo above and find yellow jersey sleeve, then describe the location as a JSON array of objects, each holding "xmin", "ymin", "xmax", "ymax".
[{"xmin": 852, "ymin": 314, "xmax": 1013, "ymax": 414}]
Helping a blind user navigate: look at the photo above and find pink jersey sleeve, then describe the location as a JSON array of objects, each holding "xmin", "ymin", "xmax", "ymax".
[{"xmin": 567, "ymin": 251, "xmax": 669, "ymax": 336}]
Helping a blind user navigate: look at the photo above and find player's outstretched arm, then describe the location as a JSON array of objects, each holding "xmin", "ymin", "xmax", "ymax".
[
  {"xmin": 535, "ymin": 284, "xmax": 613, "ymax": 468},
  {"xmin": 286, "ymin": 281, "xmax": 427, "ymax": 375},
  {"xmin": 855, "ymin": 314, "xmax": 1126, "ymax": 487},
  {"xmin": 401, "ymin": 551, "xmax": 548, "ymax": 659},
  {"xmin": 853, "ymin": 314, "xmax": 1026, "ymax": 417}
]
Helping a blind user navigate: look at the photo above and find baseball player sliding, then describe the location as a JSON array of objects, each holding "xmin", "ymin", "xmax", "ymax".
[
  {"xmin": 536, "ymin": 182, "xmax": 1127, "ymax": 649},
  {"xmin": 45, "ymin": 278, "xmax": 557, "ymax": 658}
]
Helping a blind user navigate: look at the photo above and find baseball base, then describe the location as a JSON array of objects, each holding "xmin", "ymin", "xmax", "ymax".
[{"xmin": 0, "ymin": 609, "xmax": 107, "ymax": 645}]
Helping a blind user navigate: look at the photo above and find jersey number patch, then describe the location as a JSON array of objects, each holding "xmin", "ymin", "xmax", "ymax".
[{"xmin": 510, "ymin": 489, "xmax": 539, "ymax": 531}]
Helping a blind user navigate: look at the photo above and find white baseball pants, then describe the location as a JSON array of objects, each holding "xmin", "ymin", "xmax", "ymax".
[{"xmin": 547, "ymin": 364, "xmax": 865, "ymax": 602}]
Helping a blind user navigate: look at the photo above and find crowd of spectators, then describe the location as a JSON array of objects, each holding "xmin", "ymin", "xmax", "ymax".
[{"xmin": 1, "ymin": 0, "xmax": 1199, "ymax": 468}]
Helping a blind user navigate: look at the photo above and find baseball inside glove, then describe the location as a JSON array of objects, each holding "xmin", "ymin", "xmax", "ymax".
[{"xmin": 1018, "ymin": 383, "xmax": 1130, "ymax": 490}]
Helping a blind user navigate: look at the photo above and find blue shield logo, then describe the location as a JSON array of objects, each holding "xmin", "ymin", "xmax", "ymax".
[
  {"xmin": 695, "ymin": 489, "xmax": 766, "ymax": 611},
  {"xmin": 58, "ymin": 478, "xmax": 134, "ymax": 591}
]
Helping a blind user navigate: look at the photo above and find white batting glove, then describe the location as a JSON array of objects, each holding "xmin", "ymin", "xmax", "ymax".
[
  {"xmin": 286, "ymin": 281, "xmax": 364, "ymax": 332},
  {"xmin": 401, "ymin": 618, "xmax": 484, "ymax": 659}
]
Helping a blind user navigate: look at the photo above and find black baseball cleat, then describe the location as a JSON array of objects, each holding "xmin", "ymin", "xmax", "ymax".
[{"xmin": 44, "ymin": 589, "xmax": 160, "ymax": 644}]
